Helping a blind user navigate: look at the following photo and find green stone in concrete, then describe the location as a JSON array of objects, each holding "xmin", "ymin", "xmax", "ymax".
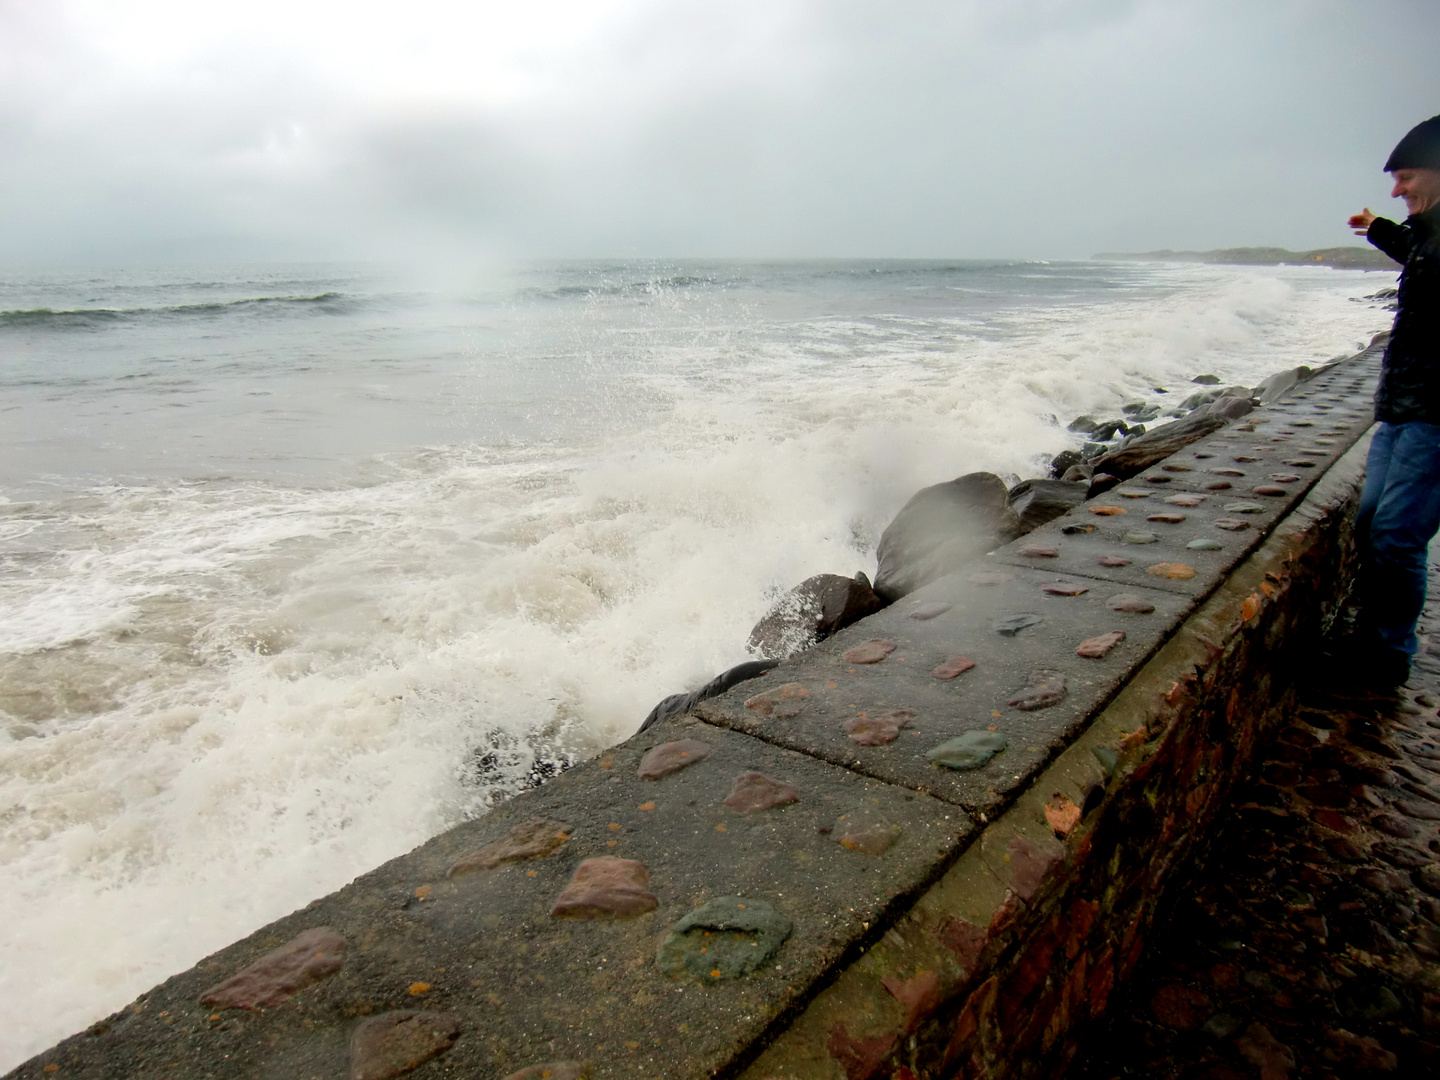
[
  {"xmin": 655, "ymin": 897, "xmax": 792, "ymax": 980},
  {"xmin": 927, "ymin": 731, "xmax": 1008, "ymax": 770}
]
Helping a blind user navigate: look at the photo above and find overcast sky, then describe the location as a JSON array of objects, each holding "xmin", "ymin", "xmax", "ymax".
[{"xmin": 1, "ymin": 0, "xmax": 1437, "ymax": 263}]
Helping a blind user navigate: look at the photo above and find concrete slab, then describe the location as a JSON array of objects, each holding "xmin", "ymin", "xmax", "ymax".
[
  {"xmin": 695, "ymin": 564, "xmax": 1192, "ymax": 815},
  {"xmin": 24, "ymin": 716, "xmax": 971, "ymax": 1080}
]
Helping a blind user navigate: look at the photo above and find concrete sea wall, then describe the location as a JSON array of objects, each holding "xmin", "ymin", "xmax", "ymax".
[{"xmin": 8, "ymin": 345, "xmax": 1385, "ymax": 1080}]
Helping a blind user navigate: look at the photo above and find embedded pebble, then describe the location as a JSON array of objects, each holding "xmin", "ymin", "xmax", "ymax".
[
  {"xmin": 1203, "ymin": 480, "xmax": 1233, "ymax": 490},
  {"xmin": 724, "ymin": 771, "xmax": 801, "ymax": 812},
  {"xmin": 1019, "ymin": 544, "xmax": 1059, "ymax": 558},
  {"xmin": 1147, "ymin": 513, "xmax": 1186, "ymax": 524},
  {"xmin": 1008, "ymin": 670, "xmax": 1068, "ymax": 711},
  {"xmin": 1268, "ymin": 473, "xmax": 1302, "ymax": 483},
  {"xmin": 1187, "ymin": 538, "xmax": 1223, "ymax": 551},
  {"xmin": 656, "ymin": 897, "xmax": 792, "ymax": 979},
  {"xmin": 1254, "ymin": 485, "xmax": 1288, "ymax": 496},
  {"xmin": 200, "ymin": 927, "xmax": 347, "ymax": 1010},
  {"xmin": 1123, "ymin": 531, "xmax": 1158, "ymax": 544},
  {"xmin": 1042, "ymin": 581, "xmax": 1089, "ymax": 596},
  {"xmin": 1214, "ymin": 518, "xmax": 1252, "ymax": 531},
  {"xmin": 843, "ymin": 710, "xmax": 914, "ymax": 747},
  {"xmin": 1062, "ymin": 523, "xmax": 1096, "ymax": 534},
  {"xmin": 1147, "ymin": 562, "xmax": 1197, "ymax": 580},
  {"xmin": 927, "ymin": 731, "xmax": 1008, "ymax": 770},
  {"xmin": 1213, "ymin": 468, "xmax": 1246, "ymax": 477},
  {"xmin": 1164, "ymin": 495, "xmax": 1204, "ymax": 507},
  {"xmin": 1098, "ymin": 555, "xmax": 1131, "ymax": 567},
  {"xmin": 1233, "ymin": 455, "xmax": 1261, "ymax": 463},
  {"xmin": 834, "ymin": 811, "xmax": 904, "ymax": 856},
  {"xmin": 1160, "ymin": 463, "xmax": 1192, "ymax": 472},
  {"xmin": 447, "ymin": 819, "xmax": 571, "ymax": 877},
  {"xmin": 932, "ymin": 656, "xmax": 976, "ymax": 679},
  {"xmin": 1144, "ymin": 475, "xmax": 1172, "ymax": 484},
  {"xmin": 908, "ymin": 601, "xmax": 953, "ymax": 620},
  {"xmin": 1117, "ymin": 490, "xmax": 1151, "ymax": 498},
  {"xmin": 550, "ymin": 857, "xmax": 658, "ymax": 918},
  {"xmin": 638, "ymin": 739, "xmax": 712, "ymax": 779},
  {"xmin": 1281, "ymin": 460, "xmax": 1317, "ymax": 468},
  {"xmin": 843, "ymin": 639, "xmax": 897, "ymax": 664},
  {"xmin": 744, "ymin": 683, "xmax": 808, "ymax": 718},
  {"xmin": 1076, "ymin": 630, "xmax": 1125, "ymax": 658},
  {"xmin": 1108, "ymin": 594, "xmax": 1156, "ymax": 614},
  {"xmin": 350, "ymin": 1012, "xmax": 461, "ymax": 1080},
  {"xmin": 994, "ymin": 612, "xmax": 1043, "ymax": 636},
  {"xmin": 1091, "ymin": 505, "xmax": 1126, "ymax": 516},
  {"xmin": 1224, "ymin": 502, "xmax": 1265, "ymax": 514},
  {"xmin": 1194, "ymin": 451, "xmax": 1215, "ymax": 458},
  {"xmin": 968, "ymin": 571, "xmax": 1014, "ymax": 586}
]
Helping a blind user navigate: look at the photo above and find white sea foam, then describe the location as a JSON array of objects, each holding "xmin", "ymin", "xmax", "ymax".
[{"xmin": 0, "ymin": 260, "xmax": 1392, "ymax": 1068}]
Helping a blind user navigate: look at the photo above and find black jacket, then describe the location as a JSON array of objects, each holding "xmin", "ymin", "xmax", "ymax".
[{"xmin": 1367, "ymin": 206, "xmax": 1440, "ymax": 424}]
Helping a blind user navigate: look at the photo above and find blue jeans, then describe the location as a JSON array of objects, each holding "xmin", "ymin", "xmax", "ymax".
[{"xmin": 1354, "ymin": 420, "xmax": 1440, "ymax": 660}]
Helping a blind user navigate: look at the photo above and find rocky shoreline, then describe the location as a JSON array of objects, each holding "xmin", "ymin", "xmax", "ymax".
[
  {"xmin": 642, "ymin": 319, "xmax": 1395, "ymax": 730},
  {"xmin": 1096, "ymin": 246, "xmax": 1400, "ymax": 271}
]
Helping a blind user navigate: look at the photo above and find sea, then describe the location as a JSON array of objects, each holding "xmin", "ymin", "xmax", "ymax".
[{"xmin": 0, "ymin": 257, "xmax": 1394, "ymax": 1067}]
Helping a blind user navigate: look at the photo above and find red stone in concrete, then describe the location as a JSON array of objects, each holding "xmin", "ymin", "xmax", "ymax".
[
  {"xmin": 882, "ymin": 969, "xmax": 942, "ymax": 1033},
  {"xmin": 723, "ymin": 771, "xmax": 800, "ymax": 813},
  {"xmin": 1147, "ymin": 562, "xmax": 1196, "ymax": 580},
  {"xmin": 637, "ymin": 739, "xmax": 712, "ymax": 779},
  {"xmin": 843, "ymin": 639, "xmax": 897, "ymax": 664},
  {"xmin": 1042, "ymin": 581, "xmax": 1090, "ymax": 596},
  {"xmin": 1147, "ymin": 513, "xmax": 1187, "ymax": 524},
  {"xmin": 835, "ymin": 813, "xmax": 901, "ymax": 856},
  {"xmin": 1076, "ymin": 630, "xmax": 1125, "ymax": 658},
  {"xmin": 908, "ymin": 601, "xmax": 953, "ymax": 620},
  {"xmin": 1268, "ymin": 473, "xmax": 1302, "ymax": 483},
  {"xmin": 1090, "ymin": 505, "xmax": 1126, "ymax": 516},
  {"xmin": 1164, "ymin": 494, "xmax": 1205, "ymax": 507},
  {"xmin": 1098, "ymin": 555, "xmax": 1132, "ymax": 567},
  {"xmin": 931, "ymin": 656, "xmax": 976, "ymax": 680},
  {"xmin": 968, "ymin": 571, "xmax": 1014, "ymax": 586},
  {"xmin": 1254, "ymin": 485, "xmax": 1289, "ymax": 496},
  {"xmin": 500, "ymin": 1063, "xmax": 588, "ymax": 1080},
  {"xmin": 1008, "ymin": 671, "xmax": 1067, "ymax": 711},
  {"xmin": 1214, "ymin": 517, "xmax": 1251, "ymax": 531},
  {"xmin": 1019, "ymin": 544, "xmax": 1060, "ymax": 558},
  {"xmin": 844, "ymin": 710, "xmax": 913, "ymax": 746},
  {"xmin": 199, "ymin": 927, "xmax": 346, "ymax": 1010},
  {"xmin": 1107, "ymin": 594, "xmax": 1155, "ymax": 613},
  {"xmin": 549, "ymin": 857, "xmax": 657, "ymax": 918},
  {"xmin": 447, "ymin": 819, "xmax": 571, "ymax": 877},
  {"xmin": 1044, "ymin": 794, "xmax": 1082, "ymax": 837},
  {"xmin": 1203, "ymin": 480, "xmax": 1233, "ymax": 490},
  {"xmin": 349, "ymin": 1011, "xmax": 460, "ymax": 1080},
  {"xmin": 828, "ymin": 1023, "xmax": 897, "ymax": 1080}
]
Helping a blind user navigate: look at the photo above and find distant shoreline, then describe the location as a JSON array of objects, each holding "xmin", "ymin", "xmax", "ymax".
[{"xmin": 1095, "ymin": 245, "xmax": 1399, "ymax": 271}]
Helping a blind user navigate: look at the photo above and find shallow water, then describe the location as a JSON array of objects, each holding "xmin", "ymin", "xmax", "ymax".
[{"xmin": 0, "ymin": 258, "xmax": 1393, "ymax": 1068}]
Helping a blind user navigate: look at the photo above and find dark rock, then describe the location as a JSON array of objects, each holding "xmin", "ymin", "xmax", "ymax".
[
  {"xmin": 932, "ymin": 656, "xmax": 976, "ymax": 680},
  {"xmin": 1090, "ymin": 412, "xmax": 1229, "ymax": 479},
  {"xmin": 844, "ymin": 710, "xmax": 913, "ymax": 746},
  {"xmin": 746, "ymin": 574, "xmax": 885, "ymax": 659},
  {"xmin": 873, "ymin": 472, "xmax": 1021, "ymax": 601},
  {"xmin": 723, "ymin": 772, "xmax": 800, "ymax": 813},
  {"xmin": 1336, "ymin": 982, "xmax": 1403, "ymax": 1022},
  {"xmin": 1077, "ymin": 631, "xmax": 1125, "ymax": 658},
  {"xmin": 1007, "ymin": 478, "xmax": 1089, "ymax": 534},
  {"xmin": 1235, "ymin": 1022, "xmax": 1295, "ymax": 1079},
  {"xmin": 638, "ymin": 739, "xmax": 712, "ymax": 780},
  {"xmin": 1192, "ymin": 374, "xmax": 1222, "ymax": 385},
  {"xmin": 550, "ymin": 857, "xmax": 658, "ymax": 918},
  {"xmin": 1372, "ymin": 813, "xmax": 1419, "ymax": 839},
  {"xmin": 1091, "ymin": 419, "xmax": 1130, "ymax": 441},
  {"xmin": 200, "ymin": 927, "xmax": 347, "ymax": 1010},
  {"xmin": 640, "ymin": 659, "xmax": 780, "ymax": 732},
  {"xmin": 842, "ymin": 639, "xmax": 896, "ymax": 664},
  {"xmin": 447, "ymin": 819, "xmax": 571, "ymax": 877},
  {"xmin": 1088, "ymin": 472, "xmax": 1121, "ymax": 496},
  {"xmin": 1061, "ymin": 463, "xmax": 1094, "ymax": 483},
  {"xmin": 1253, "ymin": 366, "xmax": 1311, "ymax": 403},
  {"xmin": 1051, "ymin": 449, "xmax": 1086, "ymax": 478},
  {"xmin": 1414, "ymin": 864, "xmax": 1440, "ymax": 897},
  {"xmin": 1197, "ymin": 395, "xmax": 1254, "ymax": 420},
  {"xmin": 656, "ymin": 896, "xmax": 792, "ymax": 979},
  {"xmin": 350, "ymin": 1012, "xmax": 460, "ymax": 1080},
  {"xmin": 1067, "ymin": 416, "xmax": 1100, "ymax": 433},
  {"xmin": 994, "ymin": 612, "xmax": 1043, "ymax": 636},
  {"xmin": 1008, "ymin": 670, "xmax": 1067, "ymax": 711},
  {"xmin": 927, "ymin": 731, "xmax": 1008, "ymax": 770},
  {"xmin": 501, "ymin": 1063, "xmax": 588, "ymax": 1080},
  {"xmin": 1181, "ymin": 388, "xmax": 1224, "ymax": 410}
]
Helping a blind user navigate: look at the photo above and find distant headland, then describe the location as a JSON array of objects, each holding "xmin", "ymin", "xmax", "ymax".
[{"xmin": 1095, "ymin": 245, "xmax": 1400, "ymax": 270}]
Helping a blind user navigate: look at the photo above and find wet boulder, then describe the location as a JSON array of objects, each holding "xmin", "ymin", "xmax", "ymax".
[
  {"xmin": 874, "ymin": 472, "xmax": 1021, "ymax": 602},
  {"xmin": 746, "ymin": 572, "xmax": 885, "ymax": 659},
  {"xmin": 1007, "ymin": 478, "xmax": 1089, "ymax": 535},
  {"xmin": 1090, "ymin": 413, "xmax": 1228, "ymax": 479},
  {"xmin": 1253, "ymin": 367, "xmax": 1310, "ymax": 403},
  {"xmin": 639, "ymin": 658, "xmax": 780, "ymax": 732}
]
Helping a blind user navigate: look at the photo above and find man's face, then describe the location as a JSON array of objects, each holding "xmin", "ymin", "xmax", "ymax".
[{"xmin": 1390, "ymin": 168, "xmax": 1440, "ymax": 215}]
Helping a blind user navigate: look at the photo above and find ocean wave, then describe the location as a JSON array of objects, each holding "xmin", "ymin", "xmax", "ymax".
[
  {"xmin": 519, "ymin": 274, "xmax": 719, "ymax": 301},
  {"xmin": 0, "ymin": 292, "xmax": 351, "ymax": 330}
]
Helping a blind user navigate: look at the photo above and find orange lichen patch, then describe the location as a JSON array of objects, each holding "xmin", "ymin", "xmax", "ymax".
[
  {"xmin": 1090, "ymin": 505, "xmax": 1126, "ymax": 516},
  {"xmin": 408, "ymin": 982, "xmax": 431, "ymax": 995},
  {"xmin": 1044, "ymin": 794, "xmax": 1083, "ymax": 837},
  {"xmin": 1146, "ymin": 562, "xmax": 1197, "ymax": 580},
  {"xmin": 608, "ymin": 823, "xmax": 623, "ymax": 831},
  {"xmin": 1240, "ymin": 594, "xmax": 1261, "ymax": 621},
  {"xmin": 638, "ymin": 802, "xmax": 655, "ymax": 811},
  {"xmin": 1260, "ymin": 581, "xmax": 1277, "ymax": 597},
  {"xmin": 413, "ymin": 885, "xmax": 432, "ymax": 901}
]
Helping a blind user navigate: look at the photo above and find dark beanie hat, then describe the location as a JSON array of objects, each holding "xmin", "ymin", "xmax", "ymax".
[{"xmin": 1384, "ymin": 114, "xmax": 1440, "ymax": 171}]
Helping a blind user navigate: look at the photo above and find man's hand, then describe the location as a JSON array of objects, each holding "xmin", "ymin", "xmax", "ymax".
[{"xmin": 1349, "ymin": 207, "xmax": 1377, "ymax": 235}]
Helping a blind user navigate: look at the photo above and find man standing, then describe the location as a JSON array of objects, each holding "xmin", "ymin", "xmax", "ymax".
[{"xmin": 1345, "ymin": 114, "xmax": 1440, "ymax": 688}]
